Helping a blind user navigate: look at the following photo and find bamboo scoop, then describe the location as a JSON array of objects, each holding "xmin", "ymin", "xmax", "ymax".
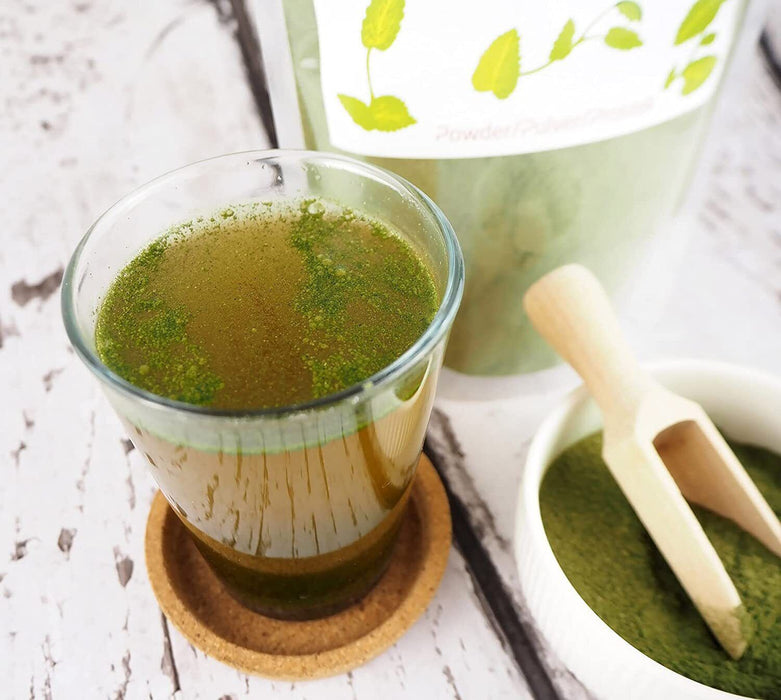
[{"xmin": 523, "ymin": 264, "xmax": 781, "ymax": 659}]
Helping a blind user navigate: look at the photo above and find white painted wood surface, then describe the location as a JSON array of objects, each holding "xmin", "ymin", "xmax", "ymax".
[
  {"xmin": 0, "ymin": 2, "xmax": 526, "ymax": 698},
  {"xmin": 2, "ymin": 1, "xmax": 779, "ymax": 699}
]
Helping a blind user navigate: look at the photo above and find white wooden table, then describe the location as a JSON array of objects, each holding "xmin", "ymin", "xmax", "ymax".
[{"xmin": 2, "ymin": 2, "xmax": 779, "ymax": 698}]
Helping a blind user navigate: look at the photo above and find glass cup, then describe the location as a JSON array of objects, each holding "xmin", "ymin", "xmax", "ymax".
[{"xmin": 62, "ymin": 151, "xmax": 464, "ymax": 619}]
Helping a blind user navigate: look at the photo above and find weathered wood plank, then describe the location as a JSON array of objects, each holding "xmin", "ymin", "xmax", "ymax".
[{"xmin": 0, "ymin": 2, "xmax": 261, "ymax": 696}]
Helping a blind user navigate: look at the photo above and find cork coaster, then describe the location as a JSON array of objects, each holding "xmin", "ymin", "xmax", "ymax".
[{"xmin": 144, "ymin": 455, "xmax": 451, "ymax": 680}]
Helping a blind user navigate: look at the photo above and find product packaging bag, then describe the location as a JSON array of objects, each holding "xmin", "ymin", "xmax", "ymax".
[{"xmin": 255, "ymin": 0, "xmax": 765, "ymax": 376}]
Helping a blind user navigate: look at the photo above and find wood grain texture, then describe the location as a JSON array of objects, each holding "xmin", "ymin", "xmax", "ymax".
[
  {"xmin": 0, "ymin": 1, "xmax": 528, "ymax": 698},
  {"xmin": 765, "ymin": 0, "xmax": 781, "ymax": 60}
]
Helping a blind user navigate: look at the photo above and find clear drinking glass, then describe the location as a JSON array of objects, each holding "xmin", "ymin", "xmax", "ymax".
[{"xmin": 62, "ymin": 151, "xmax": 464, "ymax": 619}]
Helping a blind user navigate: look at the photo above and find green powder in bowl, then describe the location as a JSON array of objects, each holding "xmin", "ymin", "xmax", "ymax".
[{"xmin": 540, "ymin": 432, "xmax": 781, "ymax": 698}]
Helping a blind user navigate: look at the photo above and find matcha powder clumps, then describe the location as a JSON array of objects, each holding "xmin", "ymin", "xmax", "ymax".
[
  {"xmin": 540, "ymin": 433, "xmax": 781, "ymax": 698},
  {"xmin": 95, "ymin": 235, "xmax": 224, "ymax": 405},
  {"xmin": 95, "ymin": 199, "xmax": 439, "ymax": 410},
  {"xmin": 290, "ymin": 201, "xmax": 437, "ymax": 398}
]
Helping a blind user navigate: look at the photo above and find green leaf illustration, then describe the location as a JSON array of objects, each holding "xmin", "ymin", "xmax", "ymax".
[
  {"xmin": 472, "ymin": 30, "xmax": 520, "ymax": 99},
  {"xmin": 616, "ymin": 2, "xmax": 642, "ymax": 21},
  {"xmin": 664, "ymin": 68, "xmax": 677, "ymax": 89},
  {"xmin": 550, "ymin": 20, "xmax": 576, "ymax": 61},
  {"xmin": 681, "ymin": 55, "xmax": 717, "ymax": 94},
  {"xmin": 369, "ymin": 95, "xmax": 416, "ymax": 131},
  {"xmin": 675, "ymin": 0, "xmax": 725, "ymax": 46},
  {"xmin": 338, "ymin": 94, "xmax": 415, "ymax": 131},
  {"xmin": 700, "ymin": 32, "xmax": 716, "ymax": 45},
  {"xmin": 362, "ymin": 0, "xmax": 405, "ymax": 51},
  {"xmin": 604, "ymin": 27, "xmax": 642, "ymax": 50},
  {"xmin": 338, "ymin": 94, "xmax": 375, "ymax": 130}
]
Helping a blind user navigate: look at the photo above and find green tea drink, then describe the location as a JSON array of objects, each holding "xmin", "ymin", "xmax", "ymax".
[{"xmin": 96, "ymin": 200, "xmax": 441, "ymax": 617}]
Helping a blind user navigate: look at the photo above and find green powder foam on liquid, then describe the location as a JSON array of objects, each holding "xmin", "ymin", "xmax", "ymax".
[
  {"xmin": 94, "ymin": 234, "xmax": 224, "ymax": 405},
  {"xmin": 540, "ymin": 433, "xmax": 781, "ymax": 698},
  {"xmin": 95, "ymin": 199, "xmax": 439, "ymax": 410}
]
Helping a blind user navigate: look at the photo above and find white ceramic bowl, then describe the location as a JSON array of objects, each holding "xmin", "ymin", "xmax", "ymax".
[{"xmin": 515, "ymin": 359, "xmax": 781, "ymax": 700}]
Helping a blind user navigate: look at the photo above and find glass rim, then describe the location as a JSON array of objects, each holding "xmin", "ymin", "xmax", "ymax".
[{"xmin": 61, "ymin": 149, "xmax": 464, "ymax": 419}]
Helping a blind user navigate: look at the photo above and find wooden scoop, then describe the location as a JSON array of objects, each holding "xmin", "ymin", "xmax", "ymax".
[{"xmin": 523, "ymin": 264, "xmax": 781, "ymax": 659}]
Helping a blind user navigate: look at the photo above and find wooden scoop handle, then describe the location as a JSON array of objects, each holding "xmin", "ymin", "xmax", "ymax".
[{"xmin": 523, "ymin": 264, "xmax": 653, "ymax": 419}]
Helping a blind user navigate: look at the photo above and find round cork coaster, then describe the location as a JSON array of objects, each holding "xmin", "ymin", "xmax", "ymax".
[{"xmin": 144, "ymin": 455, "xmax": 451, "ymax": 680}]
